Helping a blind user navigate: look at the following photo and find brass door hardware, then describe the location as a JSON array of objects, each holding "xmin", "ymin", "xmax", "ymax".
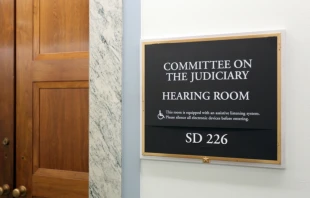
[
  {"xmin": 12, "ymin": 186, "xmax": 27, "ymax": 197},
  {"xmin": 2, "ymin": 138, "xmax": 9, "ymax": 146},
  {"xmin": 0, "ymin": 184, "xmax": 10, "ymax": 196}
]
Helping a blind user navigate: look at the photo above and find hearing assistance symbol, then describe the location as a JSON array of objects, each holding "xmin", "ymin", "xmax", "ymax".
[{"xmin": 157, "ymin": 110, "xmax": 165, "ymax": 120}]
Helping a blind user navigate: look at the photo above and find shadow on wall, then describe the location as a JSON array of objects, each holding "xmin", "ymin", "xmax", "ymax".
[{"xmin": 142, "ymin": 160, "xmax": 286, "ymax": 188}]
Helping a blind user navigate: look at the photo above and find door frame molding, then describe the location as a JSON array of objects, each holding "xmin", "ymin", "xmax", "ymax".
[
  {"xmin": 0, "ymin": 0, "xmax": 15, "ymax": 194},
  {"xmin": 89, "ymin": 0, "xmax": 123, "ymax": 197}
]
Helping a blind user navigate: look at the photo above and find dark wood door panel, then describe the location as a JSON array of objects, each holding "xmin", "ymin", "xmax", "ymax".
[
  {"xmin": 33, "ymin": 82, "xmax": 89, "ymax": 173},
  {"xmin": 0, "ymin": 0, "xmax": 14, "ymax": 196},
  {"xmin": 16, "ymin": 0, "xmax": 89, "ymax": 197},
  {"xmin": 38, "ymin": 0, "xmax": 89, "ymax": 53},
  {"xmin": 33, "ymin": 0, "xmax": 89, "ymax": 60},
  {"xmin": 32, "ymin": 169, "xmax": 88, "ymax": 198}
]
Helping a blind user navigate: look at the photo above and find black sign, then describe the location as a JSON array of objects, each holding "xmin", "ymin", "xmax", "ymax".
[{"xmin": 142, "ymin": 34, "xmax": 281, "ymax": 165}]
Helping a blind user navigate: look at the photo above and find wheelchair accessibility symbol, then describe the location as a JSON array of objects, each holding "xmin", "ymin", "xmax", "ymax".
[{"xmin": 157, "ymin": 110, "xmax": 165, "ymax": 120}]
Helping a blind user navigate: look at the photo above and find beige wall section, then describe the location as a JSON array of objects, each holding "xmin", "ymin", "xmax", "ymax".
[{"xmin": 141, "ymin": 0, "xmax": 310, "ymax": 197}]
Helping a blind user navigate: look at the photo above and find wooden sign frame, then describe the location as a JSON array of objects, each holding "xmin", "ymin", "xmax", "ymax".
[{"xmin": 141, "ymin": 31, "xmax": 284, "ymax": 168}]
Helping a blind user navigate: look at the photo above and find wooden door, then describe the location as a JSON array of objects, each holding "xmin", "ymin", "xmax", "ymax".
[
  {"xmin": 0, "ymin": 0, "xmax": 15, "ymax": 197},
  {"xmin": 16, "ymin": 0, "xmax": 89, "ymax": 197}
]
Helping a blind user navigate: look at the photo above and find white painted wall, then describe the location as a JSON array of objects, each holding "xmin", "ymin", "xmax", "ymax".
[{"xmin": 140, "ymin": 0, "xmax": 310, "ymax": 197}]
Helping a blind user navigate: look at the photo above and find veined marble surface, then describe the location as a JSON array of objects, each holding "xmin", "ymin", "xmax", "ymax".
[{"xmin": 89, "ymin": 0, "xmax": 122, "ymax": 197}]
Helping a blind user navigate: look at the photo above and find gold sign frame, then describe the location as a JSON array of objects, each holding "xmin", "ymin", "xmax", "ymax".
[{"xmin": 141, "ymin": 33, "xmax": 282, "ymax": 165}]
